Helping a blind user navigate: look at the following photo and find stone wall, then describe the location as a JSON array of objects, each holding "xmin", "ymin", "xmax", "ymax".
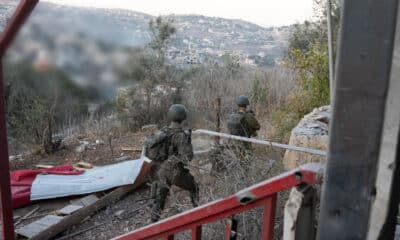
[{"xmin": 283, "ymin": 106, "xmax": 330, "ymax": 170}]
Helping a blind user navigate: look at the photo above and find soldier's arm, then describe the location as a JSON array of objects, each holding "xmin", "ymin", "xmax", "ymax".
[{"xmin": 246, "ymin": 112, "xmax": 261, "ymax": 131}]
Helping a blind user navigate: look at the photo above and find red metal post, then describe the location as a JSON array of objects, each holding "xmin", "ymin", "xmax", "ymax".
[
  {"xmin": 224, "ymin": 216, "xmax": 238, "ymax": 240},
  {"xmin": 260, "ymin": 194, "xmax": 277, "ymax": 240},
  {"xmin": 224, "ymin": 218, "xmax": 233, "ymax": 240},
  {"xmin": 0, "ymin": 0, "xmax": 39, "ymax": 56},
  {"xmin": 0, "ymin": 0, "xmax": 39, "ymax": 239},
  {"xmin": 0, "ymin": 61, "xmax": 14, "ymax": 240},
  {"xmin": 191, "ymin": 226, "xmax": 202, "ymax": 239}
]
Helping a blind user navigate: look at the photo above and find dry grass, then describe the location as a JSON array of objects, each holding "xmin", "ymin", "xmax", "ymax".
[{"xmin": 157, "ymin": 143, "xmax": 289, "ymax": 240}]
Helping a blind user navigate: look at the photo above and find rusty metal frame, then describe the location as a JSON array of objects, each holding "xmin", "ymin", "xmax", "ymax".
[
  {"xmin": 317, "ymin": 0, "xmax": 399, "ymax": 239},
  {"xmin": 0, "ymin": 0, "xmax": 39, "ymax": 239},
  {"xmin": 112, "ymin": 163, "xmax": 321, "ymax": 240}
]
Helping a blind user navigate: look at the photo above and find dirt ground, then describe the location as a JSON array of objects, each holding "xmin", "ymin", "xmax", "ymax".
[{"xmin": 10, "ymin": 131, "xmax": 287, "ymax": 240}]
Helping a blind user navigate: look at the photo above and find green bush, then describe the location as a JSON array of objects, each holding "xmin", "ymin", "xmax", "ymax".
[{"xmin": 270, "ymin": 44, "xmax": 330, "ymax": 142}]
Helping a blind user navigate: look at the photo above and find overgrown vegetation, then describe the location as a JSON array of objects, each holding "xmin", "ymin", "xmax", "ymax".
[
  {"xmin": 5, "ymin": 1, "xmax": 341, "ymax": 156},
  {"xmin": 268, "ymin": 0, "xmax": 341, "ymax": 142},
  {"xmin": 5, "ymin": 60, "xmax": 88, "ymax": 153}
]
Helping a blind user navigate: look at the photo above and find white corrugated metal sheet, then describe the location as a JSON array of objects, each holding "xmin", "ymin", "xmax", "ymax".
[{"xmin": 30, "ymin": 158, "xmax": 145, "ymax": 200}]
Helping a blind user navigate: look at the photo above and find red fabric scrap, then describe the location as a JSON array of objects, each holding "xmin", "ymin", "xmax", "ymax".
[{"xmin": 11, "ymin": 164, "xmax": 84, "ymax": 208}]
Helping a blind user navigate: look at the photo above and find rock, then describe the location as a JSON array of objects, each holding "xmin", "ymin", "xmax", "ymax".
[
  {"xmin": 9, "ymin": 154, "xmax": 22, "ymax": 161},
  {"xmin": 95, "ymin": 139, "xmax": 104, "ymax": 145},
  {"xmin": 74, "ymin": 145, "xmax": 86, "ymax": 153},
  {"xmin": 114, "ymin": 210, "xmax": 125, "ymax": 219},
  {"xmin": 75, "ymin": 141, "xmax": 98, "ymax": 152},
  {"xmin": 86, "ymin": 143, "xmax": 97, "ymax": 150},
  {"xmin": 79, "ymin": 140, "xmax": 89, "ymax": 145},
  {"xmin": 283, "ymin": 106, "xmax": 330, "ymax": 170}
]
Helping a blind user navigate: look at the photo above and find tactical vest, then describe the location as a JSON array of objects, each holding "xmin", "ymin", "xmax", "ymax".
[
  {"xmin": 144, "ymin": 127, "xmax": 192, "ymax": 163},
  {"xmin": 227, "ymin": 112, "xmax": 250, "ymax": 137}
]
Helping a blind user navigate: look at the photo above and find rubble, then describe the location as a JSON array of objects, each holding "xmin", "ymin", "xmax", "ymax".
[{"xmin": 75, "ymin": 140, "xmax": 105, "ymax": 153}]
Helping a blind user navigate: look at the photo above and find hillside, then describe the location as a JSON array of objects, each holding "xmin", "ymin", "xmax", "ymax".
[
  {"xmin": 2, "ymin": 1, "xmax": 292, "ymax": 64},
  {"xmin": 1, "ymin": 1, "xmax": 293, "ymax": 102}
]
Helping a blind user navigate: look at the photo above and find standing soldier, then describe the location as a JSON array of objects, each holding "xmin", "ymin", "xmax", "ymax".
[
  {"xmin": 144, "ymin": 104, "xmax": 199, "ymax": 222},
  {"xmin": 227, "ymin": 95, "xmax": 260, "ymax": 161}
]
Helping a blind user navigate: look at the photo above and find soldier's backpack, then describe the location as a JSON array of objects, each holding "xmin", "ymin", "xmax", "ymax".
[
  {"xmin": 144, "ymin": 128, "xmax": 192, "ymax": 163},
  {"xmin": 144, "ymin": 129, "xmax": 171, "ymax": 163},
  {"xmin": 227, "ymin": 112, "xmax": 248, "ymax": 137}
]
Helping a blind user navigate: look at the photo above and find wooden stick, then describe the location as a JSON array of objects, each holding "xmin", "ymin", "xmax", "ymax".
[
  {"xmin": 14, "ymin": 206, "xmax": 39, "ymax": 226},
  {"xmin": 121, "ymin": 147, "xmax": 142, "ymax": 152}
]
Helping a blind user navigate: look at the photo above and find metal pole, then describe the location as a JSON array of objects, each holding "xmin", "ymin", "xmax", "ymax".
[
  {"xmin": 213, "ymin": 98, "xmax": 221, "ymax": 145},
  {"xmin": 317, "ymin": 0, "xmax": 399, "ymax": 239},
  {"xmin": 193, "ymin": 129, "xmax": 326, "ymax": 156},
  {"xmin": 367, "ymin": 4, "xmax": 400, "ymax": 238},
  {"xmin": 326, "ymin": 0, "xmax": 335, "ymax": 103}
]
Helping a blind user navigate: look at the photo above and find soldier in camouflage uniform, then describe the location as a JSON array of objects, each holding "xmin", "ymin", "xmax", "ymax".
[
  {"xmin": 227, "ymin": 95, "xmax": 260, "ymax": 166},
  {"xmin": 148, "ymin": 104, "xmax": 199, "ymax": 222}
]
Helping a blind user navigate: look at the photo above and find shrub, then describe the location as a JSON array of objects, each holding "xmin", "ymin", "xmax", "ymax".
[{"xmin": 269, "ymin": 44, "xmax": 330, "ymax": 142}]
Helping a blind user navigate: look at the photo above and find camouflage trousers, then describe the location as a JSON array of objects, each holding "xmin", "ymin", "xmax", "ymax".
[{"xmin": 150, "ymin": 161, "xmax": 199, "ymax": 222}]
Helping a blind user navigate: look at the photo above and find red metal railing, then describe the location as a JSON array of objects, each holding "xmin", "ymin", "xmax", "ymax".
[
  {"xmin": 0, "ymin": 1, "xmax": 39, "ymax": 239},
  {"xmin": 113, "ymin": 163, "xmax": 321, "ymax": 240}
]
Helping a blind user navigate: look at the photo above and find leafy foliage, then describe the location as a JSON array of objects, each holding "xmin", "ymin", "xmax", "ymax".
[
  {"xmin": 270, "ymin": 0, "xmax": 340, "ymax": 141},
  {"xmin": 5, "ymin": 60, "xmax": 88, "ymax": 151},
  {"xmin": 116, "ymin": 17, "xmax": 199, "ymax": 129}
]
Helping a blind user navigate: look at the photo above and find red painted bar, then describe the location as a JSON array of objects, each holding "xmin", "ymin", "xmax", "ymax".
[
  {"xmin": 191, "ymin": 226, "xmax": 202, "ymax": 240},
  {"xmin": 224, "ymin": 218, "xmax": 233, "ymax": 240},
  {"xmin": 260, "ymin": 195, "xmax": 277, "ymax": 240},
  {"xmin": 143, "ymin": 198, "xmax": 267, "ymax": 240},
  {"xmin": 0, "ymin": 62, "xmax": 14, "ymax": 240},
  {"xmin": 0, "ymin": 1, "xmax": 39, "ymax": 239},
  {"xmin": 0, "ymin": 0, "xmax": 39, "ymax": 56},
  {"xmin": 113, "ymin": 164, "xmax": 321, "ymax": 240}
]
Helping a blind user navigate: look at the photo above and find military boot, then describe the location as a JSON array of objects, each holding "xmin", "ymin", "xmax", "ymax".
[
  {"xmin": 190, "ymin": 183, "xmax": 200, "ymax": 207},
  {"xmin": 151, "ymin": 185, "xmax": 168, "ymax": 222}
]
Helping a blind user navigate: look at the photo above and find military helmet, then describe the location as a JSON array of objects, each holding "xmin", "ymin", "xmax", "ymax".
[
  {"xmin": 236, "ymin": 95, "xmax": 250, "ymax": 107},
  {"xmin": 168, "ymin": 104, "xmax": 188, "ymax": 123}
]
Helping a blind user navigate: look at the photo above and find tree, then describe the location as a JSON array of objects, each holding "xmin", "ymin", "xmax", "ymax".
[
  {"xmin": 4, "ymin": 60, "xmax": 88, "ymax": 153},
  {"xmin": 117, "ymin": 17, "xmax": 178, "ymax": 127},
  {"xmin": 148, "ymin": 16, "xmax": 176, "ymax": 59},
  {"xmin": 287, "ymin": 0, "xmax": 341, "ymax": 55},
  {"xmin": 270, "ymin": 0, "xmax": 341, "ymax": 141}
]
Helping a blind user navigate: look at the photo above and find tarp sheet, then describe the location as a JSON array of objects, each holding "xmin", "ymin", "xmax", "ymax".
[
  {"xmin": 11, "ymin": 165, "xmax": 84, "ymax": 208},
  {"xmin": 30, "ymin": 159, "xmax": 145, "ymax": 200}
]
